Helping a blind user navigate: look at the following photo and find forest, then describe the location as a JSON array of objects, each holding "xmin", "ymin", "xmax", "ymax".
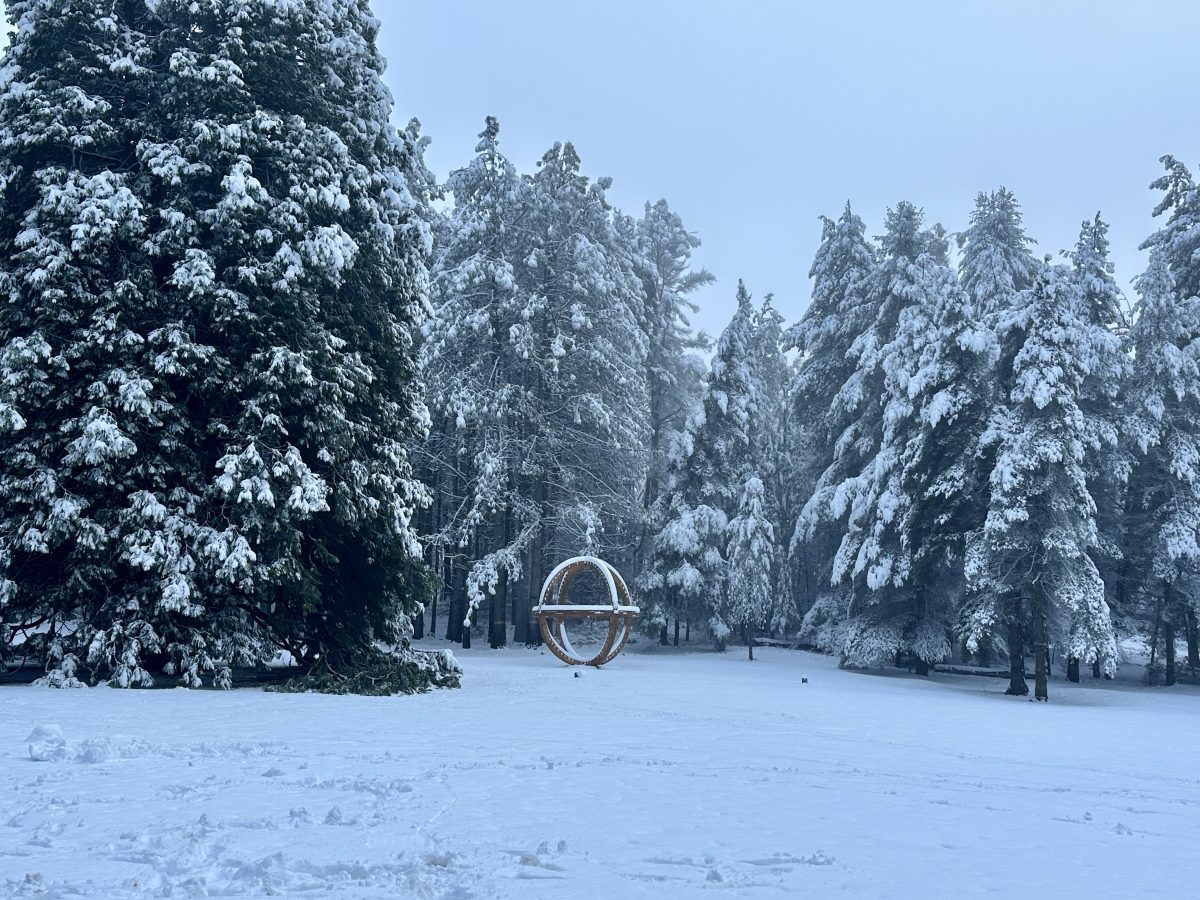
[
  {"xmin": 1, "ymin": 1, "xmax": 1198, "ymax": 704},
  {"xmin": 419, "ymin": 118, "xmax": 1200, "ymax": 703}
]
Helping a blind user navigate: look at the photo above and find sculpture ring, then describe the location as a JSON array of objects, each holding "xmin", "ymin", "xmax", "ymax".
[{"xmin": 533, "ymin": 556, "xmax": 639, "ymax": 667}]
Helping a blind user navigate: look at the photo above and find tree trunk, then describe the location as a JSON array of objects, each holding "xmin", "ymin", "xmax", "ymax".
[
  {"xmin": 1092, "ymin": 658, "xmax": 1101, "ymax": 679},
  {"xmin": 445, "ymin": 560, "xmax": 465, "ymax": 643},
  {"xmin": 1187, "ymin": 608, "xmax": 1200, "ymax": 672},
  {"xmin": 1031, "ymin": 601, "xmax": 1049, "ymax": 701},
  {"xmin": 1006, "ymin": 621, "xmax": 1028, "ymax": 696},
  {"xmin": 510, "ymin": 521, "xmax": 530, "ymax": 645},
  {"xmin": 1165, "ymin": 620, "xmax": 1177, "ymax": 686},
  {"xmin": 488, "ymin": 575, "xmax": 508, "ymax": 649},
  {"xmin": 673, "ymin": 619, "xmax": 680, "ymax": 647},
  {"xmin": 659, "ymin": 623, "xmax": 669, "ymax": 646},
  {"xmin": 748, "ymin": 629, "xmax": 754, "ymax": 661},
  {"xmin": 1067, "ymin": 656, "xmax": 1079, "ymax": 683},
  {"xmin": 526, "ymin": 523, "xmax": 545, "ymax": 648},
  {"xmin": 685, "ymin": 618, "xmax": 690, "ymax": 642},
  {"xmin": 510, "ymin": 574, "xmax": 529, "ymax": 648},
  {"xmin": 429, "ymin": 561, "xmax": 439, "ymax": 639},
  {"xmin": 489, "ymin": 513, "xmax": 511, "ymax": 649}
]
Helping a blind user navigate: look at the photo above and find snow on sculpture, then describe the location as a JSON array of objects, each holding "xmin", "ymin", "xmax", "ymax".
[{"xmin": 533, "ymin": 557, "xmax": 639, "ymax": 666}]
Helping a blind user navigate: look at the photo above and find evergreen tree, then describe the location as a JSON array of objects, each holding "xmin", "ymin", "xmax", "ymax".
[
  {"xmin": 648, "ymin": 281, "xmax": 759, "ymax": 648},
  {"xmin": 726, "ymin": 476, "xmax": 775, "ymax": 660},
  {"xmin": 1068, "ymin": 213, "xmax": 1131, "ymax": 680},
  {"xmin": 954, "ymin": 188, "xmax": 1040, "ymax": 682},
  {"xmin": 964, "ymin": 262, "xmax": 1119, "ymax": 700},
  {"xmin": 1131, "ymin": 156, "xmax": 1200, "ymax": 680},
  {"xmin": 822, "ymin": 203, "xmax": 968, "ymax": 670},
  {"xmin": 958, "ymin": 188, "xmax": 1039, "ymax": 316},
  {"xmin": 787, "ymin": 204, "xmax": 876, "ymax": 645},
  {"xmin": 631, "ymin": 199, "xmax": 712, "ymax": 644},
  {"xmin": 1125, "ymin": 251, "xmax": 1200, "ymax": 686},
  {"xmin": 0, "ymin": 0, "xmax": 162, "ymax": 684},
  {"xmin": 420, "ymin": 117, "xmax": 533, "ymax": 646},
  {"xmin": 422, "ymin": 129, "xmax": 650, "ymax": 647},
  {"xmin": 750, "ymin": 294, "xmax": 794, "ymax": 635},
  {"xmin": 0, "ymin": 0, "xmax": 436, "ymax": 685}
]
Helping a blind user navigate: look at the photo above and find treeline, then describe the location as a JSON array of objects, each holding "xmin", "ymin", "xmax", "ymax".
[{"xmin": 423, "ymin": 121, "xmax": 1200, "ymax": 699}]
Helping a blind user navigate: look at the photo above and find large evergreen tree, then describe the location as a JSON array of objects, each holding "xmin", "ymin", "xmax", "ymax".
[
  {"xmin": 822, "ymin": 203, "xmax": 968, "ymax": 670},
  {"xmin": 1124, "ymin": 159, "xmax": 1200, "ymax": 683},
  {"xmin": 0, "ymin": 0, "xmax": 437, "ymax": 686},
  {"xmin": 631, "ymin": 199, "xmax": 712, "ymax": 644},
  {"xmin": 787, "ymin": 204, "xmax": 876, "ymax": 645},
  {"xmin": 646, "ymin": 281, "xmax": 759, "ymax": 648},
  {"xmin": 422, "ymin": 127, "xmax": 650, "ymax": 647},
  {"xmin": 964, "ymin": 262, "xmax": 1120, "ymax": 700},
  {"xmin": 954, "ymin": 188, "xmax": 1041, "ymax": 684},
  {"xmin": 726, "ymin": 476, "xmax": 775, "ymax": 660}
]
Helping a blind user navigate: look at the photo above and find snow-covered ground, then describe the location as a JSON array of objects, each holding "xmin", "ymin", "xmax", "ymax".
[{"xmin": 3, "ymin": 644, "xmax": 1199, "ymax": 899}]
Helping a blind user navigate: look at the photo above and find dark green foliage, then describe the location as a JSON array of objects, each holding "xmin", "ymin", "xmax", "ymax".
[{"xmin": 265, "ymin": 645, "xmax": 462, "ymax": 696}]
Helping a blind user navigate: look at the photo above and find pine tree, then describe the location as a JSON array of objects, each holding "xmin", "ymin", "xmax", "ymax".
[
  {"xmin": 1068, "ymin": 213, "xmax": 1130, "ymax": 680},
  {"xmin": 0, "ymin": 1, "xmax": 437, "ymax": 686},
  {"xmin": 958, "ymin": 188, "xmax": 1039, "ymax": 316},
  {"xmin": 821, "ymin": 203, "xmax": 969, "ymax": 671},
  {"xmin": 648, "ymin": 281, "xmax": 759, "ymax": 648},
  {"xmin": 631, "ymin": 199, "xmax": 712, "ymax": 644},
  {"xmin": 750, "ymin": 294, "xmax": 793, "ymax": 636},
  {"xmin": 0, "ymin": 0, "xmax": 163, "ymax": 685},
  {"xmin": 787, "ymin": 204, "xmax": 876, "ymax": 646},
  {"xmin": 422, "ymin": 129, "xmax": 650, "ymax": 647},
  {"xmin": 1125, "ymin": 166, "xmax": 1200, "ymax": 684},
  {"xmin": 954, "ymin": 188, "xmax": 1040, "ymax": 684},
  {"xmin": 420, "ymin": 117, "xmax": 533, "ymax": 646},
  {"xmin": 965, "ymin": 261, "xmax": 1119, "ymax": 701},
  {"xmin": 726, "ymin": 476, "xmax": 775, "ymax": 660}
]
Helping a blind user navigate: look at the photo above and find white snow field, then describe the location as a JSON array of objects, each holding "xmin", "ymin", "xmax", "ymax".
[{"xmin": 3, "ymin": 645, "xmax": 1199, "ymax": 899}]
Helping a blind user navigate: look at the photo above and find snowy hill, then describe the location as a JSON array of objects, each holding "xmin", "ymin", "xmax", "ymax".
[{"xmin": 3, "ymin": 647, "xmax": 1198, "ymax": 898}]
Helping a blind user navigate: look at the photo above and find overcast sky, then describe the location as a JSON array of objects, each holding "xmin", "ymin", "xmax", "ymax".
[
  {"xmin": 387, "ymin": 0, "xmax": 1200, "ymax": 338},
  {"xmin": 4, "ymin": 2, "xmax": 1199, "ymax": 339}
]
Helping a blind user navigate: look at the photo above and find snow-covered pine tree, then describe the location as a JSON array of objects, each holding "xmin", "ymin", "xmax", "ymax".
[
  {"xmin": 1124, "ymin": 159, "xmax": 1200, "ymax": 683},
  {"xmin": 965, "ymin": 261, "xmax": 1120, "ymax": 701},
  {"xmin": 423, "ymin": 129, "xmax": 650, "ymax": 647},
  {"xmin": 954, "ymin": 188, "xmax": 1040, "ymax": 680},
  {"xmin": 726, "ymin": 476, "xmax": 775, "ymax": 660},
  {"xmin": 649, "ymin": 281, "xmax": 759, "ymax": 649},
  {"xmin": 138, "ymin": 0, "xmax": 437, "ymax": 677},
  {"xmin": 958, "ymin": 188, "xmax": 1040, "ymax": 317},
  {"xmin": 749, "ymin": 294, "xmax": 794, "ymax": 636},
  {"xmin": 820, "ymin": 203, "xmax": 967, "ymax": 671},
  {"xmin": 631, "ymin": 199, "xmax": 712, "ymax": 645},
  {"xmin": 1067, "ymin": 213, "xmax": 1130, "ymax": 681},
  {"xmin": 503, "ymin": 140, "xmax": 649, "ymax": 636},
  {"xmin": 0, "ymin": 0, "xmax": 440, "ymax": 687},
  {"xmin": 420, "ymin": 118, "xmax": 534, "ymax": 647},
  {"xmin": 786, "ymin": 204, "xmax": 876, "ymax": 648}
]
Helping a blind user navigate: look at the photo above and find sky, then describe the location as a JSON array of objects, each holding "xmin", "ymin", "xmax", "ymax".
[
  {"xmin": 3, "ymin": 1, "xmax": 1199, "ymax": 339},
  {"xmin": 383, "ymin": 0, "xmax": 1200, "ymax": 338}
]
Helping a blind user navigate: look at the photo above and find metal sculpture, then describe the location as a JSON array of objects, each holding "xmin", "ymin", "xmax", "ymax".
[{"xmin": 533, "ymin": 557, "xmax": 639, "ymax": 666}]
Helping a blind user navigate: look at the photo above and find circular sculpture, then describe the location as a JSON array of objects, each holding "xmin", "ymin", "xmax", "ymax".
[{"xmin": 534, "ymin": 557, "xmax": 639, "ymax": 667}]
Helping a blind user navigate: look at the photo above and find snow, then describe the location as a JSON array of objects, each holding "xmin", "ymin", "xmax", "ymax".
[{"xmin": 3, "ymin": 647, "xmax": 1198, "ymax": 898}]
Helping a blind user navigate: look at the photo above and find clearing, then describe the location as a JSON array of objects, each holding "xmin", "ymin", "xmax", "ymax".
[{"xmin": 3, "ymin": 644, "xmax": 1198, "ymax": 898}]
